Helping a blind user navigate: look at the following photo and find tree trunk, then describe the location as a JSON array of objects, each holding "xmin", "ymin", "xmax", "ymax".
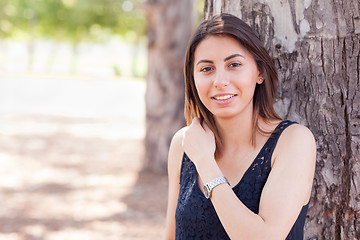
[
  {"xmin": 144, "ymin": 0, "xmax": 193, "ymax": 173},
  {"xmin": 205, "ymin": 0, "xmax": 360, "ymax": 239}
]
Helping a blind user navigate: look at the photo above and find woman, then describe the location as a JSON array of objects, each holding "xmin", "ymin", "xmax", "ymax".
[{"xmin": 165, "ymin": 13, "xmax": 316, "ymax": 240}]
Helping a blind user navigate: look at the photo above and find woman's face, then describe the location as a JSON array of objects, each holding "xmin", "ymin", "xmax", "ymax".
[{"xmin": 193, "ymin": 35, "xmax": 262, "ymax": 120}]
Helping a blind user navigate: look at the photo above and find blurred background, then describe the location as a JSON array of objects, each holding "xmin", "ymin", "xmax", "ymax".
[
  {"xmin": 2, "ymin": 0, "xmax": 359, "ymax": 239},
  {"xmin": 0, "ymin": 0, "xmax": 203, "ymax": 239}
]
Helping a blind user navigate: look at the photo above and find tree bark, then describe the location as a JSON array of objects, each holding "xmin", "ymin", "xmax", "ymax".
[
  {"xmin": 205, "ymin": 0, "xmax": 360, "ymax": 239},
  {"xmin": 144, "ymin": 0, "xmax": 193, "ymax": 173}
]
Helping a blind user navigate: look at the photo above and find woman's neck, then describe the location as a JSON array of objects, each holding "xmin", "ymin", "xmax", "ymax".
[{"xmin": 215, "ymin": 113, "xmax": 255, "ymax": 153}]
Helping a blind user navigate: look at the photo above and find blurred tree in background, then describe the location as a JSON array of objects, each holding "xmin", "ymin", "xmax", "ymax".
[
  {"xmin": 0, "ymin": 0, "xmax": 204, "ymax": 173},
  {"xmin": 144, "ymin": 0, "xmax": 204, "ymax": 174}
]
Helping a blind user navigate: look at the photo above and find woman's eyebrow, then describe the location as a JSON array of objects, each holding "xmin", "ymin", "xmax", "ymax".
[
  {"xmin": 196, "ymin": 53, "xmax": 245, "ymax": 66},
  {"xmin": 224, "ymin": 53, "xmax": 245, "ymax": 61},
  {"xmin": 196, "ymin": 59, "xmax": 214, "ymax": 66}
]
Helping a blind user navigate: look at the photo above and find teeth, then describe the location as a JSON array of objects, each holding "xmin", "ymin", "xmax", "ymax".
[{"xmin": 214, "ymin": 95, "xmax": 235, "ymax": 100}]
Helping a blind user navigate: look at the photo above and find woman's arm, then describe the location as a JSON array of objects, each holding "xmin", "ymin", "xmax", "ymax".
[
  {"xmin": 184, "ymin": 120, "xmax": 316, "ymax": 240},
  {"xmin": 164, "ymin": 128, "xmax": 186, "ymax": 240}
]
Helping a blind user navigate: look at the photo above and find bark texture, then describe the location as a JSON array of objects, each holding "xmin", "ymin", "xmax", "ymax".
[
  {"xmin": 205, "ymin": 0, "xmax": 360, "ymax": 239},
  {"xmin": 144, "ymin": 0, "xmax": 193, "ymax": 173}
]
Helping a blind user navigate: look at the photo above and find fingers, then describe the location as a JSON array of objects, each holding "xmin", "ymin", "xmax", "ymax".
[
  {"xmin": 183, "ymin": 118, "xmax": 216, "ymax": 158},
  {"xmin": 191, "ymin": 117, "xmax": 201, "ymax": 125},
  {"xmin": 191, "ymin": 117, "xmax": 212, "ymax": 134},
  {"xmin": 202, "ymin": 120, "xmax": 211, "ymax": 131}
]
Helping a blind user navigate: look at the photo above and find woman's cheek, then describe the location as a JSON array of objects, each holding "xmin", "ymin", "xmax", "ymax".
[{"xmin": 194, "ymin": 78, "xmax": 210, "ymax": 102}]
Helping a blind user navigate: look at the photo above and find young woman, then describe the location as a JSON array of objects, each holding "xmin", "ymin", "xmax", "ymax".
[{"xmin": 165, "ymin": 13, "xmax": 316, "ymax": 240}]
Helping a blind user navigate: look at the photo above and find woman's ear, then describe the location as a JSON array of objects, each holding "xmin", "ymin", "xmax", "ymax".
[{"xmin": 257, "ymin": 73, "xmax": 264, "ymax": 84}]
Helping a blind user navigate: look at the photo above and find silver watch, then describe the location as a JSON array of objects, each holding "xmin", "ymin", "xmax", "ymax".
[{"xmin": 203, "ymin": 176, "xmax": 229, "ymax": 199}]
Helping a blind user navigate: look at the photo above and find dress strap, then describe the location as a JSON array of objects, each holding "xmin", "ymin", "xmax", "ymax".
[{"xmin": 266, "ymin": 120, "xmax": 297, "ymax": 157}]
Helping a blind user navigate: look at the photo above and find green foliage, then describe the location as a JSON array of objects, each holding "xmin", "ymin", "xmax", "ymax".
[{"xmin": 0, "ymin": 0, "xmax": 146, "ymax": 42}]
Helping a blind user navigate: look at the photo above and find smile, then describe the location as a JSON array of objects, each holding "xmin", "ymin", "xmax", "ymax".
[{"xmin": 212, "ymin": 94, "xmax": 236, "ymax": 100}]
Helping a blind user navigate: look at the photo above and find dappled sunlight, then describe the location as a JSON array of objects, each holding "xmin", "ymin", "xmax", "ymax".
[
  {"xmin": 0, "ymin": 0, "xmax": 169, "ymax": 238},
  {"xmin": 0, "ymin": 76, "xmax": 167, "ymax": 239}
]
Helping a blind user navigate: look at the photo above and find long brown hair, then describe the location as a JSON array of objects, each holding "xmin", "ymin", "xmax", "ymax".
[{"xmin": 184, "ymin": 13, "xmax": 282, "ymax": 156}]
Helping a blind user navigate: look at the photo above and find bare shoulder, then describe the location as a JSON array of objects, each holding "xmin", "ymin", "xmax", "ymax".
[
  {"xmin": 280, "ymin": 123, "xmax": 316, "ymax": 148},
  {"xmin": 168, "ymin": 127, "xmax": 187, "ymax": 173},
  {"xmin": 274, "ymin": 123, "xmax": 316, "ymax": 166},
  {"xmin": 169, "ymin": 127, "xmax": 187, "ymax": 155}
]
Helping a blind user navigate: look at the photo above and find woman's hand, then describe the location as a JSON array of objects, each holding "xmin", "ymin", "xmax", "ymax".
[{"xmin": 182, "ymin": 118, "xmax": 216, "ymax": 169}]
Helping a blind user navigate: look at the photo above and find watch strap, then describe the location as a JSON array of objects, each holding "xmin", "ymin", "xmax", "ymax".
[{"xmin": 204, "ymin": 176, "xmax": 229, "ymax": 199}]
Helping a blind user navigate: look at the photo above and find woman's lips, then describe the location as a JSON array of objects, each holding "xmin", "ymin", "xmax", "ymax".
[
  {"xmin": 211, "ymin": 94, "xmax": 236, "ymax": 105},
  {"xmin": 212, "ymin": 94, "xmax": 236, "ymax": 100}
]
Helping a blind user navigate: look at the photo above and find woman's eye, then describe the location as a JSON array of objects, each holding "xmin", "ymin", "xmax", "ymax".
[
  {"xmin": 229, "ymin": 62, "xmax": 241, "ymax": 68},
  {"xmin": 200, "ymin": 66, "xmax": 213, "ymax": 72}
]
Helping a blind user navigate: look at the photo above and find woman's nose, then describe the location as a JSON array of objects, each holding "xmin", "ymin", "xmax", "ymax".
[{"xmin": 213, "ymin": 70, "xmax": 229, "ymax": 89}]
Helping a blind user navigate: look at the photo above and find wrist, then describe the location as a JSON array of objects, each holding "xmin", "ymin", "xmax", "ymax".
[{"xmin": 196, "ymin": 157, "xmax": 223, "ymax": 184}]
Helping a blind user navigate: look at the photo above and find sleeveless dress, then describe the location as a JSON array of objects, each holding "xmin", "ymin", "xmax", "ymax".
[{"xmin": 175, "ymin": 120, "xmax": 309, "ymax": 239}]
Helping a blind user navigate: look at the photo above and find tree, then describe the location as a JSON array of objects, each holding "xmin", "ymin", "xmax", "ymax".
[
  {"xmin": 144, "ymin": 0, "xmax": 194, "ymax": 173},
  {"xmin": 203, "ymin": 0, "xmax": 360, "ymax": 239}
]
